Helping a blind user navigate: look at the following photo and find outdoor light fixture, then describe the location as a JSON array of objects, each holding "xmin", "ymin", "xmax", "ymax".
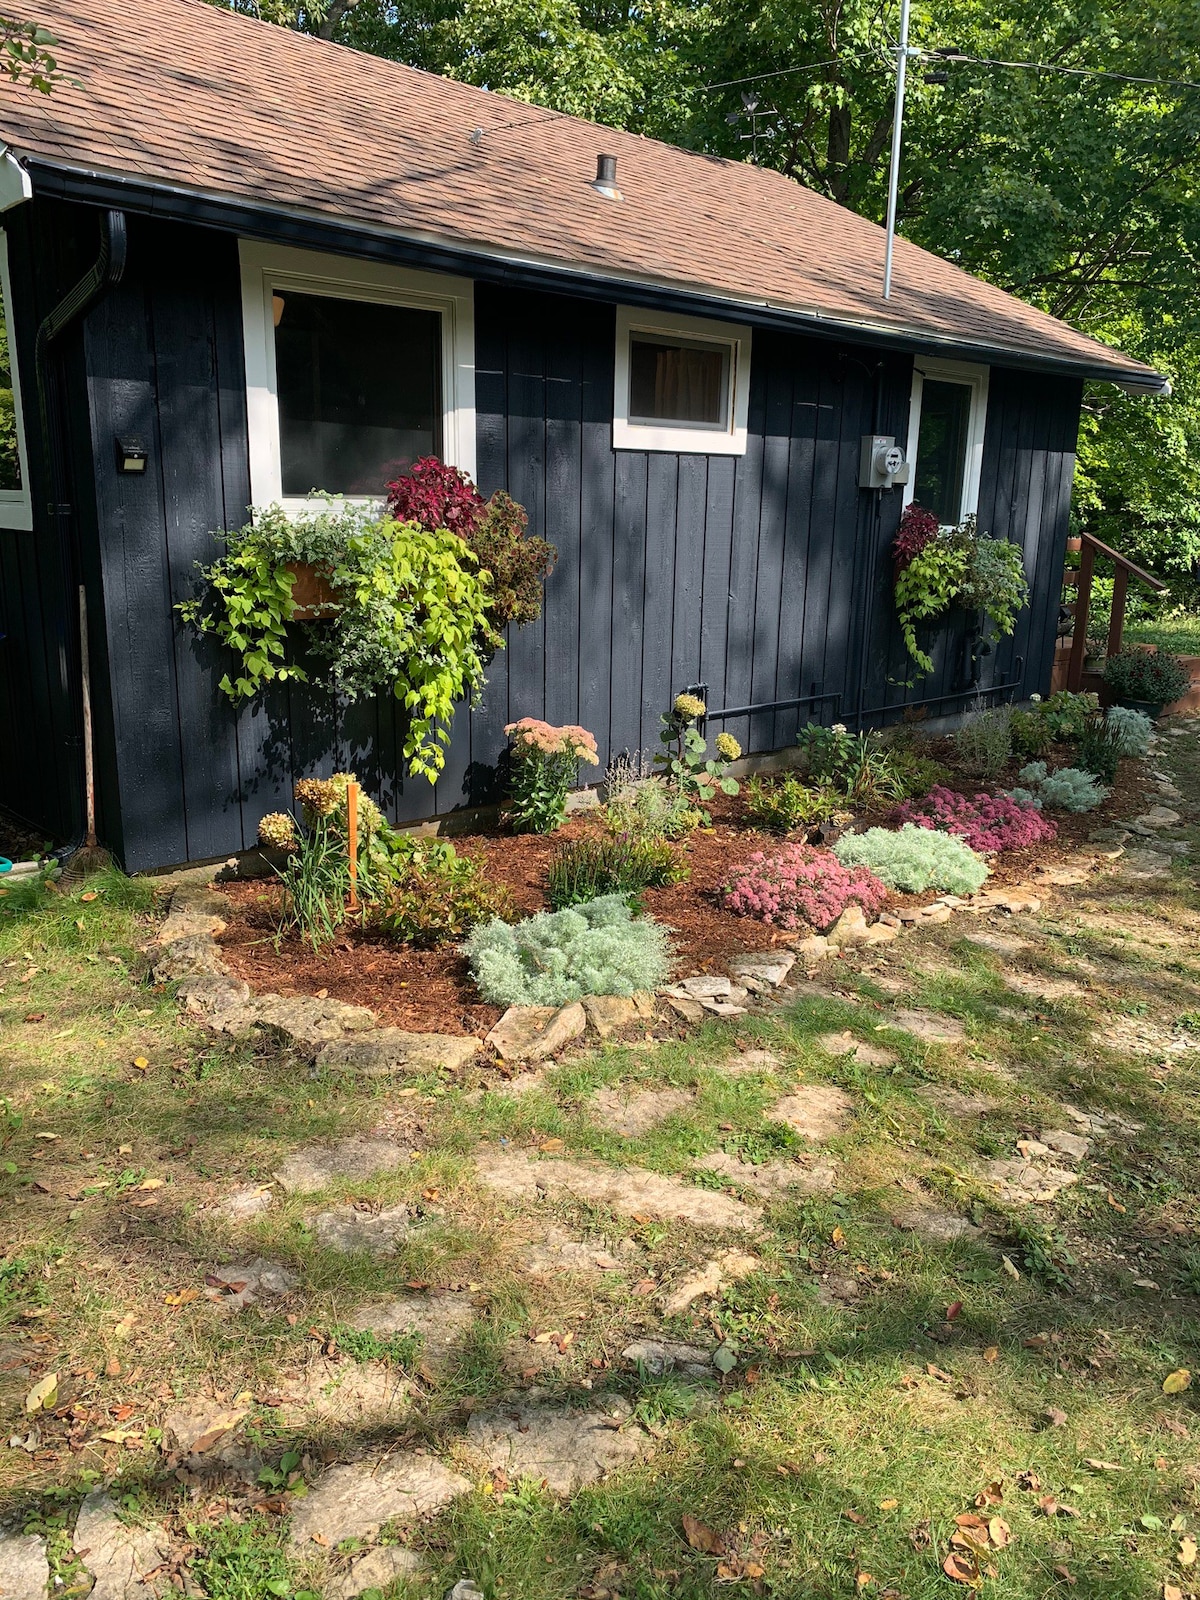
[{"xmin": 115, "ymin": 436, "xmax": 148, "ymax": 475}]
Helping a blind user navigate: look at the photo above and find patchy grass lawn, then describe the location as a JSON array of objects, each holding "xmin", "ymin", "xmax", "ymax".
[
  {"xmin": 1, "ymin": 731, "xmax": 1199, "ymax": 1600},
  {"xmin": 1124, "ymin": 612, "xmax": 1200, "ymax": 657}
]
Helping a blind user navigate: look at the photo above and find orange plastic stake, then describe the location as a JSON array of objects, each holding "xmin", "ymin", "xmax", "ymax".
[{"xmin": 347, "ymin": 780, "xmax": 359, "ymax": 909}]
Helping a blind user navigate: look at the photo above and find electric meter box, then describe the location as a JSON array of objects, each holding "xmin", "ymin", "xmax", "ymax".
[{"xmin": 859, "ymin": 434, "xmax": 911, "ymax": 489}]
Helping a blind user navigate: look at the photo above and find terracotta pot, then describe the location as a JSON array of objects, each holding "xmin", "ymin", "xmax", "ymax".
[
  {"xmin": 1065, "ymin": 536, "xmax": 1082, "ymax": 553},
  {"xmin": 284, "ymin": 561, "xmax": 338, "ymax": 620}
]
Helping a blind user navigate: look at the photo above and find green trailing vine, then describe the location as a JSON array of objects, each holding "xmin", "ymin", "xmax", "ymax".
[
  {"xmin": 892, "ymin": 506, "xmax": 1029, "ymax": 674},
  {"xmin": 178, "ymin": 499, "xmax": 498, "ymax": 781}
]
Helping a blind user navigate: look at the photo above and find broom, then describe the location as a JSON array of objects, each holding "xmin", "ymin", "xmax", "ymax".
[{"xmin": 66, "ymin": 583, "xmax": 112, "ymax": 877}]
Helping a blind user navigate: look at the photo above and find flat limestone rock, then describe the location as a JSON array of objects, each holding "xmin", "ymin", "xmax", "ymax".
[
  {"xmin": 1117, "ymin": 848, "xmax": 1172, "ymax": 880},
  {"xmin": 889, "ymin": 1201, "xmax": 984, "ymax": 1243},
  {"xmin": 474, "ymin": 1146, "xmax": 760, "ymax": 1230},
  {"xmin": 203, "ymin": 1258, "xmax": 297, "ymax": 1310},
  {"xmin": 164, "ymin": 1397, "xmax": 248, "ymax": 1456},
  {"xmin": 982, "ymin": 1158, "xmax": 1079, "ymax": 1204},
  {"xmin": 915, "ymin": 1083, "xmax": 997, "ymax": 1119},
  {"xmin": 176, "ymin": 974, "xmax": 252, "ymax": 1022},
  {"xmin": 312, "ymin": 1204, "xmax": 415, "ymax": 1256},
  {"xmin": 1133, "ymin": 806, "xmax": 1182, "ymax": 829},
  {"xmin": 621, "ymin": 1339, "xmax": 713, "ymax": 1376},
  {"xmin": 466, "ymin": 1396, "xmax": 650, "ymax": 1493},
  {"xmin": 73, "ymin": 1494, "xmax": 168, "ymax": 1600},
  {"xmin": 693, "ymin": 1149, "xmax": 837, "ymax": 1197},
  {"xmin": 153, "ymin": 935, "xmax": 229, "ymax": 982},
  {"xmin": 328, "ymin": 1547, "xmax": 425, "ymax": 1600},
  {"xmin": 888, "ymin": 1009, "xmax": 966, "ymax": 1044},
  {"xmin": 587, "ymin": 1085, "xmax": 695, "ymax": 1137},
  {"xmin": 158, "ymin": 885, "xmax": 228, "ymax": 944},
  {"xmin": 485, "ymin": 1003, "xmax": 586, "ymax": 1063},
  {"xmin": 0, "ymin": 1529, "xmax": 49, "ymax": 1600},
  {"xmin": 816, "ymin": 1031, "xmax": 896, "ymax": 1068},
  {"xmin": 581, "ymin": 993, "xmax": 655, "ymax": 1037},
  {"xmin": 767, "ymin": 1085, "xmax": 853, "ymax": 1142},
  {"xmin": 280, "ymin": 1357, "xmax": 411, "ymax": 1424},
  {"xmin": 349, "ymin": 1292, "xmax": 477, "ymax": 1370},
  {"xmin": 519, "ymin": 1225, "xmax": 627, "ymax": 1275},
  {"xmin": 727, "ymin": 951, "xmax": 796, "ymax": 991},
  {"xmin": 239, "ymin": 993, "xmax": 377, "ymax": 1048},
  {"xmin": 961, "ymin": 930, "xmax": 1030, "ymax": 956},
  {"xmin": 276, "ymin": 1135, "xmax": 416, "ymax": 1195},
  {"xmin": 317, "ymin": 1028, "xmax": 480, "ymax": 1077},
  {"xmin": 206, "ymin": 1184, "xmax": 273, "ymax": 1221},
  {"xmin": 288, "ymin": 1455, "xmax": 469, "ymax": 1549},
  {"xmin": 660, "ymin": 1250, "xmax": 760, "ymax": 1315},
  {"xmin": 1041, "ymin": 1128, "xmax": 1090, "ymax": 1161}
]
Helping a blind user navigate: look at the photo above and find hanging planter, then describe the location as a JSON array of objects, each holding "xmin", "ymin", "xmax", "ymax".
[
  {"xmin": 282, "ymin": 561, "xmax": 338, "ymax": 620},
  {"xmin": 892, "ymin": 504, "xmax": 1029, "ymax": 675},
  {"xmin": 1066, "ymin": 536, "xmax": 1083, "ymax": 553}
]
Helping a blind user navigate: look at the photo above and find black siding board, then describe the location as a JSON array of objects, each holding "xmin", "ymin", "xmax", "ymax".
[
  {"xmin": 749, "ymin": 349, "xmax": 792, "ymax": 753},
  {"xmin": 699, "ymin": 455, "xmax": 735, "ymax": 728},
  {"xmin": 641, "ymin": 453, "xmax": 678, "ymax": 753},
  {"xmin": 609, "ymin": 450, "xmax": 647, "ymax": 757},
  {"xmin": 576, "ymin": 304, "xmax": 615, "ymax": 761},
  {"xmin": 670, "ymin": 455, "xmax": 707, "ymax": 710}
]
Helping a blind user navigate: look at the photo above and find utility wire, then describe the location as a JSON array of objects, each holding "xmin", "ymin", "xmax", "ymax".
[
  {"xmin": 920, "ymin": 49, "xmax": 1200, "ymax": 94},
  {"xmin": 705, "ymin": 48, "xmax": 884, "ymax": 91}
]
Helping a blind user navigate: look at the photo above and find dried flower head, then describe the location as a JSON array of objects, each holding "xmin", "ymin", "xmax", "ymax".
[
  {"xmin": 714, "ymin": 732, "xmax": 742, "ymax": 762},
  {"xmin": 294, "ymin": 777, "xmax": 340, "ymax": 818},
  {"xmin": 329, "ymin": 772, "xmax": 385, "ymax": 835},
  {"xmin": 257, "ymin": 811, "xmax": 298, "ymax": 852},
  {"xmin": 673, "ymin": 692, "xmax": 707, "ymax": 721}
]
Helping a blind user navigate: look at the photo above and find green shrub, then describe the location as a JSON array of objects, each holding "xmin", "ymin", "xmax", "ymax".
[
  {"xmin": 1104, "ymin": 648, "xmax": 1192, "ymax": 706},
  {"xmin": 1038, "ymin": 690, "xmax": 1100, "ymax": 742},
  {"xmin": 1009, "ymin": 707, "xmax": 1052, "ymax": 760},
  {"xmin": 1106, "ymin": 705, "xmax": 1154, "ymax": 758},
  {"xmin": 1074, "ymin": 714, "xmax": 1122, "ymax": 784},
  {"xmin": 888, "ymin": 748, "xmax": 952, "ymax": 799},
  {"xmin": 373, "ymin": 839, "xmax": 512, "ymax": 946},
  {"xmin": 797, "ymin": 723, "xmax": 913, "ymax": 808},
  {"xmin": 604, "ymin": 776, "xmax": 701, "ymax": 840},
  {"xmin": 832, "ymin": 823, "xmax": 989, "ymax": 894},
  {"xmin": 464, "ymin": 895, "xmax": 671, "ymax": 1006},
  {"xmin": 1015, "ymin": 761, "xmax": 1109, "ymax": 813},
  {"xmin": 547, "ymin": 832, "xmax": 688, "ymax": 909},
  {"xmin": 745, "ymin": 773, "xmax": 847, "ymax": 833},
  {"xmin": 953, "ymin": 705, "xmax": 1012, "ymax": 779}
]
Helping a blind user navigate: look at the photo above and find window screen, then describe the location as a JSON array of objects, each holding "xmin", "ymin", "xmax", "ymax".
[
  {"xmin": 0, "ymin": 277, "xmax": 21, "ymax": 492},
  {"xmin": 914, "ymin": 378, "xmax": 972, "ymax": 524},
  {"xmin": 274, "ymin": 290, "xmax": 442, "ymax": 496},
  {"xmin": 629, "ymin": 334, "xmax": 731, "ymax": 428}
]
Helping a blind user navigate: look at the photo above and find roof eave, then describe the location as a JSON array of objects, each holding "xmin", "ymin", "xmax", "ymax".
[{"xmin": 19, "ymin": 154, "xmax": 1167, "ymax": 392}]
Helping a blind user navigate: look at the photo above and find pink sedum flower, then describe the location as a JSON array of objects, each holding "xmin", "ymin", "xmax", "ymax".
[
  {"xmin": 893, "ymin": 786, "xmax": 1057, "ymax": 853},
  {"xmin": 718, "ymin": 843, "xmax": 887, "ymax": 932}
]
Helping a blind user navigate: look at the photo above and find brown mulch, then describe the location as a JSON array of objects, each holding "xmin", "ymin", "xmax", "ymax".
[{"xmin": 214, "ymin": 751, "xmax": 1159, "ymax": 1038}]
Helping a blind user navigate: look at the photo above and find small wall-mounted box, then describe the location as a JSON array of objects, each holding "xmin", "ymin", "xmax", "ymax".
[{"xmin": 859, "ymin": 434, "xmax": 911, "ymax": 490}]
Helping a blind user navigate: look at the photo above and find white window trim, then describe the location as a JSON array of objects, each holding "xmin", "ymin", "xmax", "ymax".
[
  {"xmin": 613, "ymin": 305, "xmax": 751, "ymax": 455},
  {"xmin": 238, "ymin": 240, "xmax": 476, "ymax": 513},
  {"xmin": 0, "ymin": 229, "xmax": 33, "ymax": 533},
  {"xmin": 903, "ymin": 355, "xmax": 989, "ymax": 523}
]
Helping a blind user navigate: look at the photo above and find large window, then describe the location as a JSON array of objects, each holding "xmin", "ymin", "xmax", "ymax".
[
  {"xmin": 240, "ymin": 242, "xmax": 475, "ymax": 510},
  {"xmin": 0, "ymin": 230, "xmax": 32, "ymax": 532},
  {"xmin": 904, "ymin": 357, "xmax": 989, "ymax": 525},
  {"xmin": 614, "ymin": 306, "xmax": 751, "ymax": 455}
]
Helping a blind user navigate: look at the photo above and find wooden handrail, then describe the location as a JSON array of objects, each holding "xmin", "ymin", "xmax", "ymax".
[{"xmin": 1065, "ymin": 532, "xmax": 1167, "ymax": 691}]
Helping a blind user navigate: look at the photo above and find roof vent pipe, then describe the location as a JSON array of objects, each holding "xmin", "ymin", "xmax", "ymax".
[{"xmin": 591, "ymin": 153, "xmax": 622, "ymax": 200}]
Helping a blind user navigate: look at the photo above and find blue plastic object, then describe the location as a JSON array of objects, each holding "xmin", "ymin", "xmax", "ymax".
[{"xmin": 0, "ymin": 857, "xmax": 12, "ymax": 874}]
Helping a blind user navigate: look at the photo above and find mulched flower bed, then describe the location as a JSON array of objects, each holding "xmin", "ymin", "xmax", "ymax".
[{"xmin": 214, "ymin": 745, "xmax": 1157, "ymax": 1039}]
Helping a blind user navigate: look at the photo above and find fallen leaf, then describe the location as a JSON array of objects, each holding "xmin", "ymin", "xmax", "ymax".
[
  {"xmin": 831, "ymin": 1226, "xmax": 846, "ymax": 1246},
  {"xmin": 843, "ymin": 1509, "xmax": 867, "ymax": 1525},
  {"xmin": 24, "ymin": 1012, "xmax": 46, "ymax": 1023},
  {"xmin": 1015, "ymin": 1470, "xmax": 1042, "ymax": 1492},
  {"xmin": 713, "ymin": 1344, "xmax": 737, "ymax": 1374},
  {"xmin": 946, "ymin": 1300, "xmax": 963, "ymax": 1321},
  {"xmin": 80, "ymin": 891, "xmax": 99, "ymax": 902},
  {"xmin": 1082, "ymin": 1458, "xmax": 1121, "ymax": 1472},
  {"xmin": 136, "ymin": 1178, "xmax": 164, "ymax": 1191},
  {"xmin": 855, "ymin": 1572, "xmax": 873, "ymax": 1591},
  {"xmin": 25, "ymin": 1373, "xmax": 58, "ymax": 1414},
  {"xmin": 1001, "ymin": 1255, "xmax": 1021, "ymax": 1280},
  {"xmin": 131, "ymin": 1057, "xmax": 150, "ymax": 1072},
  {"xmin": 975, "ymin": 1482, "xmax": 1004, "ymax": 1508},
  {"xmin": 909, "ymin": 1520, "xmax": 932, "ymax": 1551},
  {"xmin": 988, "ymin": 1517, "xmax": 1012, "ymax": 1549},
  {"xmin": 1052, "ymin": 1564, "xmax": 1076, "ymax": 1585},
  {"xmin": 1023, "ymin": 1334, "xmax": 1050, "ymax": 1351},
  {"xmin": 983, "ymin": 1346, "xmax": 999, "ymax": 1363},
  {"xmin": 1163, "ymin": 1370, "xmax": 1192, "ymax": 1395},
  {"xmin": 163, "ymin": 1288, "xmax": 201, "ymax": 1307},
  {"xmin": 681, "ymin": 1514, "xmax": 724, "ymax": 1556},
  {"xmin": 878, "ymin": 1499, "xmax": 899, "ymax": 1512},
  {"xmin": 538, "ymin": 1138, "xmax": 564, "ymax": 1154},
  {"xmin": 943, "ymin": 1550, "xmax": 982, "ymax": 1585},
  {"xmin": 1107, "ymin": 1192, "xmax": 1126, "ymax": 1214},
  {"xmin": 1043, "ymin": 1407, "xmax": 1068, "ymax": 1427},
  {"xmin": 926, "ymin": 1363, "xmax": 954, "ymax": 1383},
  {"xmin": 1037, "ymin": 1496, "xmax": 1079, "ymax": 1518},
  {"xmin": 33, "ymin": 1132, "xmax": 59, "ymax": 1142},
  {"xmin": 1164, "ymin": 1586, "xmax": 1183, "ymax": 1600},
  {"xmin": 1179, "ymin": 1536, "xmax": 1197, "ymax": 1568}
]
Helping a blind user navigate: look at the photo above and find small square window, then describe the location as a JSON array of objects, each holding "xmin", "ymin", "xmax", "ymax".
[
  {"xmin": 613, "ymin": 307, "xmax": 751, "ymax": 455},
  {"xmin": 274, "ymin": 290, "xmax": 443, "ymax": 497},
  {"xmin": 628, "ymin": 334, "xmax": 731, "ymax": 428}
]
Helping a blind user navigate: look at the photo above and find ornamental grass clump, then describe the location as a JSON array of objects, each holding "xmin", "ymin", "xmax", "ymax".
[
  {"xmin": 718, "ymin": 844, "xmax": 887, "ymax": 932},
  {"xmin": 547, "ymin": 831, "xmax": 687, "ymax": 909},
  {"xmin": 894, "ymin": 786, "xmax": 1057, "ymax": 853},
  {"xmin": 833, "ymin": 823, "xmax": 988, "ymax": 894},
  {"xmin": 464, "ymin": 895, "xmax": 671, "ymax": 1006},
  {"xmin": 953, "ymin": 705, "xmax": 1013, "ymax": 780},
  {"xmin": 506, "ymin": 718, "xmax": 600, "ymax": 833}
]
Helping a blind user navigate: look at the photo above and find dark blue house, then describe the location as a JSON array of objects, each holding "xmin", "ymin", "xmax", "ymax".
[{"xmin": 0, "ymin": 0, "xmax": 1164, "ymax": 870}]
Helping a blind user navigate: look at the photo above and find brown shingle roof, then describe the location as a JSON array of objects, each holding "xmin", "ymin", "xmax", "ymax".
[{"xmin": 0, "ymin": 0, "xmax": 1161, "ymax": 385}]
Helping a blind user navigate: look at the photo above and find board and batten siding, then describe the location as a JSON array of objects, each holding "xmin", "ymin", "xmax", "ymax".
[{"xmin": 67, "ymin": 214, "xmax": 1081, "ymax": 872}]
